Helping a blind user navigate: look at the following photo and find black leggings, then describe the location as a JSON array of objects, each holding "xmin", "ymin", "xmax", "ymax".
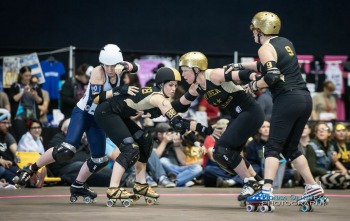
[
  {"xmin": 265, "ymin": 90, "xmax": 312, "ymax": 160},
  {"xmin": 217, "ymin": 101, "xmax": 264, "ymax": 151},
  {"xmin": 94, "ymin": 102, "xmax": 140, "ymax": 147}
]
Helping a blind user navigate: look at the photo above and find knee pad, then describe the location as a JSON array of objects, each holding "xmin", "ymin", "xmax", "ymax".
[
  {"xmin": 264, "ymin": 141, "xmax": 283, "ymax": 159},
  {"xmin": 116, "ymin": 137, "xmax": 140, "ymax": 170},
  {"xmin": 52, "ymin": 142, "xmax": 76, "ymax": 162},
  {"xmin": 212, "ymin": 145, "xmax": 242, "ymax": 174},
  {"xmin": 87, "ymin": 156, "xmax": 109, "ymax": 173},
  {"xmin": 134, "ymin": 130, "xmax": 153, "ymax": 163}
]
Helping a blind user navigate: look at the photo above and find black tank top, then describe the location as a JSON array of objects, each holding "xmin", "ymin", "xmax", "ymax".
[
  {"xmin": 267, "ymin": 37, "xmax": 308, "ymax": 99},
  {"xmin": 195, "ymin": 79, "xmax": 255, "ymax": 118},
  {"xmin": 108, "ymin": 86, "xmax": 162, "ymax": 119}
]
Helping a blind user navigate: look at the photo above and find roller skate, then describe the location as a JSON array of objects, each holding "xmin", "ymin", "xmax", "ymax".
[
  {"xmin": 238, "ymin": 178, "xmax": 261, "ymax": 207},
  {"xmin": 70, "ymin": 183, "xmax": 97, "ymax": 204},
  {"xmin": 106, "ymin": 187, "xmax": 135, "ymax": 207},
  {"xmin": 13, "ymin": 165, "xmax": 36, "ymax": 187},
  {"xmin": 133, "ymin": 182, "xmax": 159, "ymax": 205},
  {"xmin": 246, "ymin": 188, "xmax": 275, "ymax": 213},
  {"xmin": 296, "ymin": 182, "xmax": 329, "ymax": 212}
]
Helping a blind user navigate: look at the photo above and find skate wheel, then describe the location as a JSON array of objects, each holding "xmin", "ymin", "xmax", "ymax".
[
  {"xmin": 121, "ymin": 199, "xmax": 132, "ymax": 207},
  {"xmin": 300, "ymin": 204, "xmax": 310, "ymax": 212},
  {"xmin": 83, "ymin": 197, "xmax": 93, "ymax": 204},
  {"xmin": 246, "ymin": 204, "xmax": 256, "ymax": 212},
  {"xmin": 145, "ymin": 197, "xmax": 156, "ymax": 205},
  {"xmin": 270, "ymin": 206, "xmax": 275, "ymax": 212},
  {"xmin": 260, "ymin": 205, "xmax": 268, "ymax": 213},
  {"xmin": 106, "ymin": 199, "xmax": 116, "ymax": 207},
  {"xmin": 240, "ymin": 201, "xmax": 246, "ymax": 207},
  {"xmin": 70, "ymin": 195, "xmax": 78, "ymax": 203},
  {"xmin": 309, "ymin": 205, "xmax": 314, "ymax": 212}
]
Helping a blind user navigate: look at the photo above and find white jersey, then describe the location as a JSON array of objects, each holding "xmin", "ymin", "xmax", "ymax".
[{"xmin": 77, "ymin": 71, "xmax": 121, "ymax": 115}]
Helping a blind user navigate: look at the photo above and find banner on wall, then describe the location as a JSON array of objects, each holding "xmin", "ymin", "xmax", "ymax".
[
  {"xmin": 2, "ymin": 53, "xmax": 44, "ymax": 88},
  {"xmin": 134, "ymin": 55, "xmax": 176, "ymax": 87}
]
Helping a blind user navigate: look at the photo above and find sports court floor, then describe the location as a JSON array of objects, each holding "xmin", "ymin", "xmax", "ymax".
[{"xmin": 0, "ymin": 186, "xmax": 349, "ymax": 221}]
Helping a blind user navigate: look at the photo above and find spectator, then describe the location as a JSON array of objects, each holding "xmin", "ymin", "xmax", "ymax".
[
  {"xmin": 256, "ymin": 88, "xmax": 273, "ymax": 121},
  {"xmin": 30, "ymin": 75, "xmax": 50, "ymax": 124},
  {"xmin": 332, "ymin": 123, "xmax": 350, "ymax": 170},
  {"xmin": 8, "ymin": 66, "xmax": 43, "ymax": 141},
  {"xmin": 17, "ymin": 119, "xmax": 45, "ymax": 155},
  {"xmin": 153, "ymin": 123, "xmax": 202, "ymax": 187},
  {"xmin": 60, "ymin": 64, "xmax": 90, "ymax": 118},
  {"xmin": 305, "ymin": 122, "xmax": 349, "ymax": 188},
  {"xmin": 311, "ymin": 80, "xmax": 337, "ymax": 121},
  {"xmin": 0, "ymin": 91, "xmax": 10, "ymax": 112},
  {"xmin": 0, "ymin": 109, "xmax": 19, "ymax": 186},
  {"xmin": 203, "ymin": 118, "xmax": 242, "ymax": 187}
]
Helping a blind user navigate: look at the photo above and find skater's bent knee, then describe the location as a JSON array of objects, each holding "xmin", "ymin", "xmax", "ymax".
[
  {"xmin": 87, "ymin": 156, "xmax": 109, "ymax": 173},
  {"xmin": 52, "ymin": 142, "xmax": 76, "ymax": 162}
]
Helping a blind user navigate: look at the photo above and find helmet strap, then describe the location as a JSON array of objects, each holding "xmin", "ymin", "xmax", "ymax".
[
  {"xmin": 257, "ymin": 33, "xmax": 263, "ymax": 44},
  {"xmin": 192, "ymin": 67, "xmax": 200, "ymax": 84},
  {"xmin": 159, "ymin": 83, "xmax": 169, "ymax": 98}
]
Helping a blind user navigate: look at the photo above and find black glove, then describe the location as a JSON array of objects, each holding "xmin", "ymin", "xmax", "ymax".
[
  {"xmin": 224, "ymin": 63, "xmax": 244, "ymax": 72},
  {"xmin": 170, "ymin": 116, "xmax": 190, "ymax": 134},
  {"xmin": 117, "ymin": 62, "xmax": 138, "ymax": 73},
  {"xmin": 195, "ymin": 123, "xmax": 213, "ymax": 135},
  {"xmin": 247, "ymin": 80, "xmax": 259, "ymax": 93},
  {"xmin": 112, "ymin": 84, "xmax": 129, "ymax": 96},
  {"xmin": 183, "ymin": 131, "xmax": 198, "ymax": 143}
]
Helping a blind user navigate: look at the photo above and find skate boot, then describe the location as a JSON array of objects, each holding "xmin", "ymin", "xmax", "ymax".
[
  {"xmin": 13, "ymin": 165, "xmax": 37, "ymax": 187},
  {"xmin": 238, "ymin": 177, "xmax": 261, "ymax": 207},
  {"xmin": 70, "ymin": 183, "xmax": 97, "ymax": 204},
  {"xmin": 246, "ymin": 188, "xmax": 275, "ymax": 213},
  {"xmin": 106, "ymin": 187, "xmax": 135, "ymax": 207},
  {"xmin": 297, "ymin": 182, "xmax": 329, "ymax": 212},
  {"xmin": 133, "ymin": 182, "xmax": 159, "ymax": 205}
]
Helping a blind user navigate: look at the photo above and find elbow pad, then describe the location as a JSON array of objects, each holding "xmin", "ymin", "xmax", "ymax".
[
  {"xmin": 92, "ymin": 92, "xmax": 106, "ymax": 104},
  {"xmin": 171, "ymin": 100, "xmax": 190, "ymax": 113},
  {"xmin": 262, "ymin": 61, "xmax": 284, "ymax": 86}
]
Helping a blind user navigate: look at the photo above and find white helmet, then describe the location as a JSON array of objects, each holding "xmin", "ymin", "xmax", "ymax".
[{"xmin": 99, "ymin": 44, "xmax": 123, "ymax": 65}]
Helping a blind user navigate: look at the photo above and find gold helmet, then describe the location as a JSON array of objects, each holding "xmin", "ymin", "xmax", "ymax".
[
  {"xmin": 250, "ymin": 11, "xmax": 281, "ymax": 35},
  {"xmin": 179, "ymin": 52, "xmax": 208, "ymax": 71}
]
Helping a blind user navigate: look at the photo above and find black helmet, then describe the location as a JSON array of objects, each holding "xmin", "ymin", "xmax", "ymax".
[{"xmin": 155, "ymin": 67, "xmax": 181, "ymax": 85}]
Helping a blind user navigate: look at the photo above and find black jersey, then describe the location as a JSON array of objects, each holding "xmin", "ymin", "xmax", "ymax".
[
  {"xmin": 267, "ymin": 37, "xmax": 308, "ymax": 99},
  {"xmin": 195, "ymin": 72, "xmax": 255, "ymax": 117},
  {"xmin": 108, "ymin": 86, "xmax": 162, "ymax": 119}
]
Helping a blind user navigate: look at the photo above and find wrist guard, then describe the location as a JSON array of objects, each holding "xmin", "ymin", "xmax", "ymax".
[
  {"xmin": 238, "ymin": 69, "xmax": 255, "ymax": 81},
  {"xmin": 248, "ymin": 80, "xmax": 259, "ymax": 93},
  {"xmin": 117, "ymin": 62, "xmax": 138, "ymax": 73},
  {"xmin": 195, "ymin": 123, "xmax": 213, "ymax": 135},
  {"xmin": 225, "ymin": 63, "xmax": 244, "ymax": 72},
  {"xmin": 169, "ymin": 115, "xmax": 190, "ymax": 134},
  {"xmin": 112, "ymin": 84, "xmax": 129, "ymax": 96}
]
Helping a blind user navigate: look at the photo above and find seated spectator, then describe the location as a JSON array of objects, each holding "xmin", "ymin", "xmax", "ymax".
[
  {"xmin": 256, "ymin": 88, "xmax": 273, "ymax": 121},
  {"xmin": 311, "ymin": 80, "xmax": 337, "ymax": 121},
  {"xmin": 305, "ymin": 122, "xmax": 350, "ymax": 189},
  {"xmin": 0, "ymin": 91, "xmax": 10, "ymax": 112},
  {"xmin": 0, "ymin": 109, "xmax": 20, "ymax": 186},
  {"xmin": 202, "ymin": 118, "xmax": 242, "ymax": 187},
  {"xmin": 46, "ymin": 118, "xmax": 112, "ymax": 186},
  {"xmin": 153, "ymin": 123, "xmax": 202, "ymax": 187},
  {"xmin": 332, "ymin": 123, "xmax": 350, "ymax": 170},
  {"xmin": 17, "ymin": 119, "xmax": 45, "ymax": 155},
  {"xmin": 245, "ymin": 120, "xmax": 294, "ymax": 188}
]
